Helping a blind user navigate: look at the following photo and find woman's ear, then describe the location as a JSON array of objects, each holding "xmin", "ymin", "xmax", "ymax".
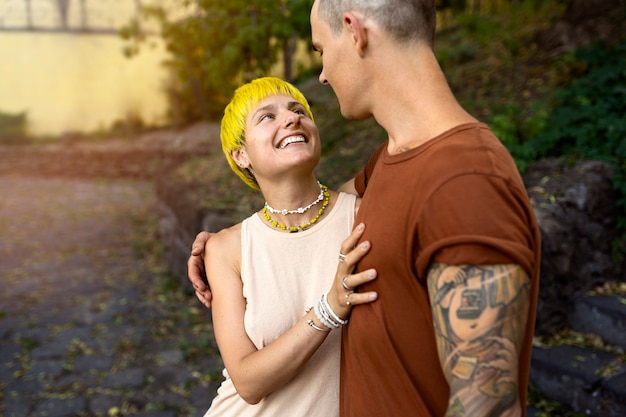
[
  {"xmin": 343, "ymin": 11, "xmax": 368, "ymax": 58},
  {"xmin": 231, "ymin": 148, "xmax": 249, "ymax": 168}
]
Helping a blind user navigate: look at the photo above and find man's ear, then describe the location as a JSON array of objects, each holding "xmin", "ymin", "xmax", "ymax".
[
  {"xmin": 231, "ymin": 148, "xmax": 249, "ymax": 168},
  {"xmin": 343, "ymin": 12, "xmax": 368, "ymax": 57}
]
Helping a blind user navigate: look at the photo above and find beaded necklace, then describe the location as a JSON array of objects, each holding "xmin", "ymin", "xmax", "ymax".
[
  {"xmin": 264, "ymin": 181, "xmax": 325, "ymax": 215},
  {"xmin": 262, "ymin": 184, "xmax": 330, "ymax": 233}
]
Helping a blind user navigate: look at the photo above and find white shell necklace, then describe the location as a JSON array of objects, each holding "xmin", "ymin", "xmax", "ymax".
[{"xmin": 264, "ymin": 181, "xmax": 325, "ymax": 215}]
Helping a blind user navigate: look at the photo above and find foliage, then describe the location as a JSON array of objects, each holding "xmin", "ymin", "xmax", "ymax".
[
  {"xmin": 437, "ymin": 1, "xmax": 626, "ymax": 240},
  {"xmin": 517, "ymin": 40, "xmax": 626, "ymax": 231},
  {"xmin": 436, "ymin": 0, "xmax": 542, "ymax": 14},
  {"xmin": 437, "ymin": 0, "xmax": 566, "ymax": 153},
  {"xmin": 120, "ymin": 0, "xmax": 314, "ymax": 125},
  {"xmin": 524, "ymin": 40, "xmax": 626, "ymax": 161},
  {"xmin": 527, "ymin": 385, "xmax": 586, "ymax": 417},
  {"xmin": 0, "ymin": 110, "xmax": 27, "ymax": 143}
]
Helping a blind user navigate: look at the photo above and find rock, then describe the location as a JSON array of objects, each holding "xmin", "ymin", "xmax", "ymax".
[
  {"xmin": 524, "ymin": 158, "xmax": 625, "ymax": 336},
  {"xmin": 569, "ymin": 295, "xmax": 626, "ymax": 350},
  {"xmin": 531, "ymin": 344, "xmax": 626, "ymax": 417}
]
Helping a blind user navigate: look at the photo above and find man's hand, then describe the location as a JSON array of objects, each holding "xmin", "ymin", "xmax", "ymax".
[{"xmin": 187, "ymin": 231, "xmax": 213, "ymax": 308}]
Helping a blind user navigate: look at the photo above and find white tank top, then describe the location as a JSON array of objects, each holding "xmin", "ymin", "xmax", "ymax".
[{"xmin": 204, "ymin": 192, "xmax": 357, "ymax": 417}]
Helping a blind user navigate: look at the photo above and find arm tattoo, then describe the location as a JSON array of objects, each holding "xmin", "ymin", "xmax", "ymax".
[{"xmin": 428, "ymin": 263, "xmax": 530, "ymax": 417}]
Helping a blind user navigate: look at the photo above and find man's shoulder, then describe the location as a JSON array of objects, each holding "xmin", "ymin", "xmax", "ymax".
[{"xmin": 426, "ymin": 123, "xmax": 517, "ymax": 172}]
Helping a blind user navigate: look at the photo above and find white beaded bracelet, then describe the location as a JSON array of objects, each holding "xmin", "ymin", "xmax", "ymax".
[
  {"xmin": 314, "ymin": 299, "xmax": 338, "ymax": 330},
  {"xmin": 317, "ymin": 297, "xmax": 336, "ymax": 328},
  {"xmin": 322, "ymin": 293, "xmax": 349, "ymax": 326}
]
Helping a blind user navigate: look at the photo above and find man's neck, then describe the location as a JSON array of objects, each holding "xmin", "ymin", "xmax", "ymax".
[{"xmin": 369, "ymin": 45, "xmax": 477, "ymax": 153}]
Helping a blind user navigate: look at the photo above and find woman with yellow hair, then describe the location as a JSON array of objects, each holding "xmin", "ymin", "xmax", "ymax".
[{"xmin": 202, "ymin": 77, "xmax": 378, "ymax": 416}]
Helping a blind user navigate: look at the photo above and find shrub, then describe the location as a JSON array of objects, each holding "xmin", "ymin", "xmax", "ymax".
[
  {"xmin": 0, "ymin": 110, "xmax": 27, "ymax": 143},
  {"xmin": 519, "ymin": 39, "xmax": 626, "ymax": 235}
]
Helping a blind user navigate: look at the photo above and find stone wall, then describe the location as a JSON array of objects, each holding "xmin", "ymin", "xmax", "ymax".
[{"xmin": 524, "ymin": 158, "xmax": 625, "ymax": 336}]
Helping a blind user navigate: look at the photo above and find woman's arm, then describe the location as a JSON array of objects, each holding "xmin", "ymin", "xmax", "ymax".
[{"xmin": 206, "ymin": 223, "xmax": 377, "ymax": 404}]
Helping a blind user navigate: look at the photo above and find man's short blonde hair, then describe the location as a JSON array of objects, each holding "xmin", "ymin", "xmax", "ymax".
[{"xmin": 317, "ymin": 0, "xmax": 437, "ymax": 46}]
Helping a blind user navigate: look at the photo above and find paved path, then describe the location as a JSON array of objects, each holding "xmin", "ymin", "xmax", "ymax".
[{"xmin": 0, "ymin": 176, "xmax": 221, "ymax": 417}]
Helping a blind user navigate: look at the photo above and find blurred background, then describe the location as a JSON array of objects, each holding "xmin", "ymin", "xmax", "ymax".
[
  {"xmin": 1, "ymin": 1, "xmax": 625, "ymax": 416},
  {"xmin": 0, "ymin": 0, "xmax": 317, "ymax": 137},
  {"xmin": 0, "ymin": 0, "xmax": 171, "ymax": 136}
]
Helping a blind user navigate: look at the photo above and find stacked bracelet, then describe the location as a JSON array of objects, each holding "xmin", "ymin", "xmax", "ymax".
[
  {"xmin": 309, "ymin": 292, "xmax": 349, "ymax": 332},
  {"xmin": 314, "ymin": 298, "xmax": 336, "ymax": 330},
  {"xmin": 322, "ymin": 293, "xmax": 348, "ymax": 326}
]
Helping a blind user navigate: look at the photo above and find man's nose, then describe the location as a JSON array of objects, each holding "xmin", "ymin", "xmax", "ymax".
[{"xmin": 319, "ymin": 69, "xmax": 328, "ymax": 85}]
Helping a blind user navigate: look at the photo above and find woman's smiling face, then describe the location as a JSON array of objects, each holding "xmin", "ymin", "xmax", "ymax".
[{"xmin": 241, "ymin": 94, "xmax": 321, "ymax": 180}]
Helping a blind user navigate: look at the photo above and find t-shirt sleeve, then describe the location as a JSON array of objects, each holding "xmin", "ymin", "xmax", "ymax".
[
  {"xmin": 354, "ymin": 142, "xmax": 387, "ymax": 197},
  {"xmin": 415, "ymin": 173, "xmax": 537, "ymax": 278}
]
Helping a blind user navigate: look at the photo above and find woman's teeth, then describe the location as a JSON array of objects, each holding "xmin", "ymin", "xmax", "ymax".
[{"xmin": 279, "ymin": 135, "xmax": 305, "ymax": 149}]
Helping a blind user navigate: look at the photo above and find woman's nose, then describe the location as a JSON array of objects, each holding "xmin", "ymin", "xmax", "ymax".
[{"xmin": 284, "ymin": 112, "xmax": 299, "ymax": 127}]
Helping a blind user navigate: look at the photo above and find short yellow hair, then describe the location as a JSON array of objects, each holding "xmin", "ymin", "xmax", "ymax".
[{"xmin": 221, "ymin": 77, "xmax": 314, "ymax": 190}]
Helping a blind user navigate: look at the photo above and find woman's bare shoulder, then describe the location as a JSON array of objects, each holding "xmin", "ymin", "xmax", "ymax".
[
  {"xmin": 205, "ymin": 222, "xmax": 243, "ymax": 259},
  {"xmin": 204, "ymin": 222, "xmax": 245, "ymax": 288}
]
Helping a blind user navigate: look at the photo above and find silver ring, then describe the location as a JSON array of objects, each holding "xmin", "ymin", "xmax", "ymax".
[
  {"xmin": 342, "ymin": 276, "xmax": 355, "ymax": 291},
  {"xmin": 338, "ymin": 252, "xmax": 346, "ymax": 263}
]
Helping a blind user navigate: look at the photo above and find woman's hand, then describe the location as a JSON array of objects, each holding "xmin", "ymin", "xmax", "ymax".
[{"xmin": 327, "ymin": 223, "xmax": 378, "ymax": 320}]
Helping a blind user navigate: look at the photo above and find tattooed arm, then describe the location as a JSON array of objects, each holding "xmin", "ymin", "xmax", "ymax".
[{"xmin": 427, "ymin": 262, "xmax": 530, "ymax": 417}]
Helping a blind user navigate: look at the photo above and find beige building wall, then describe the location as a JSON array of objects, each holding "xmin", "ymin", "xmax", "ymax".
[
  {"xmin": 0, "ymin": 32, "xmax": 170, "ymax": 136},
  {"xmin": 0, "ymin": 0, "xmax": 178, "ymax": 136}
]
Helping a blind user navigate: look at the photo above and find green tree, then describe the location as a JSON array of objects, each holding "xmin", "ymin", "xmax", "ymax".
[{"xmin": 120, "ymin": 0, "xmax": 313, "ymax": 125}]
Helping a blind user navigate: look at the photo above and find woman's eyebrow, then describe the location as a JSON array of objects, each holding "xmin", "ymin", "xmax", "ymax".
[
  {"xmin": 251, "ymin": 103, "xmax": 277, "ymax": 119},
  {"xmin": 287, "ymin": 101, "xmax": 304, "ymax": 110}
]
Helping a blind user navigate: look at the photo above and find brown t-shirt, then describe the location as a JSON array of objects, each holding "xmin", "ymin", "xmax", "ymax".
[{"xmin": 340, "ymin": 123, "xmax": 540, "ymax": 416}]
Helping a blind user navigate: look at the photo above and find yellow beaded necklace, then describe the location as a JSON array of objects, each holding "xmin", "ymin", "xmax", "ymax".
[{"xmin": 262, "ymin": 184, "xmax": 330, "ymax": 233}]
